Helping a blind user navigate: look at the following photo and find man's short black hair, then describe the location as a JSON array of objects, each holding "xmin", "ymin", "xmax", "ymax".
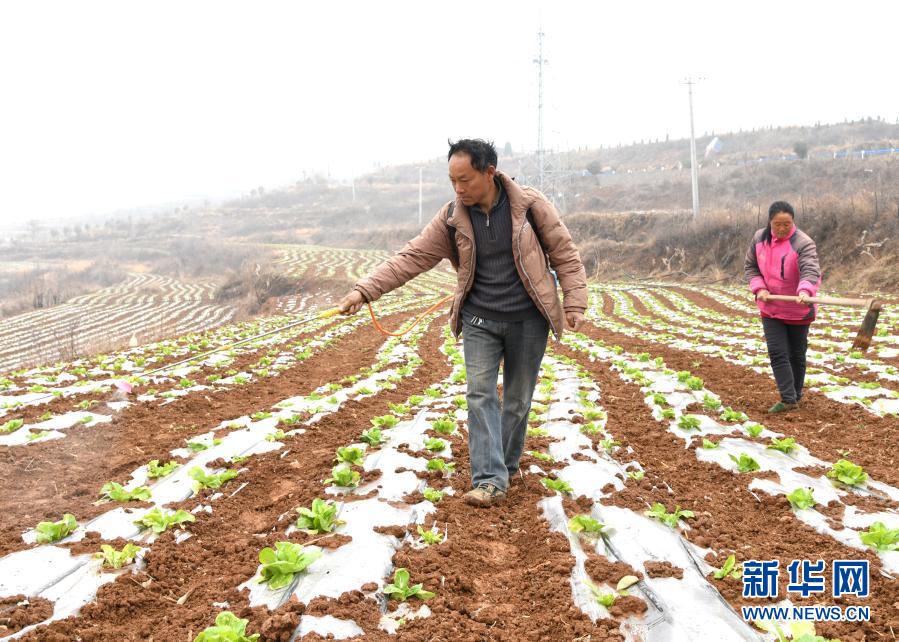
[
  {"xmin": 447, "ymin": 139, "xmax": 497, "ymax": 172},
  {"xmin": 768, "ymin": 201, "xmax": 795, "ymax": 219}
]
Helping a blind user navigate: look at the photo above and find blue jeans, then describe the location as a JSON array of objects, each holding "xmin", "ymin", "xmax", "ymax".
[{"xmin": 461, "ymin": 312, "xmax": 549, "ymax": 491}]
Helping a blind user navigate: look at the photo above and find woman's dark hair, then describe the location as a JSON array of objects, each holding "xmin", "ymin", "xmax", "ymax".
[
  {"xmin": 762, "ymin": 200, "xmax": 796, "ymax": 243},
  {"xmin": 447, "ymin": 139, "xmax": 497, "ymax": 172}
]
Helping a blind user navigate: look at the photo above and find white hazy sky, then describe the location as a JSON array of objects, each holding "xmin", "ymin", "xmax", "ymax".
[{"xmin": 1, "ymin": 0, "xmax": 896, "ymax": 224}]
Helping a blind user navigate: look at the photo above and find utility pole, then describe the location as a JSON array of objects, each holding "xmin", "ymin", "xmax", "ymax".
[
  {"xmin": 533, "ymin": 30, "xmax": 547, "ymax": 193},
  {"xmin": 684, "ymin": 77, "xmax": 702, "ymax": 222},
  {"xmin": 418, "ymin": 167, "xmax": 423, "ymax": 226}
]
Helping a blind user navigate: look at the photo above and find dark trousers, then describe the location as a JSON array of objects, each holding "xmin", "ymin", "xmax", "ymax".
[
  {"xmin": 761, "ymin": 317, "xmax": 810, "ymax": 404},
  {"xmin": 461, "ymin": 313, "xmax": 549, "ymax": 491}
]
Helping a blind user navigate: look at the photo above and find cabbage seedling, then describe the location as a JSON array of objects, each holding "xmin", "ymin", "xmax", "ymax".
[
  {"xmin": 422, "ymin": 487, "xmax": 444, "ymax": 502},
  {"xmin": 712, "ymin": 554, "xmax": 742, "ymax": 580},
  {"xmin": 827, "ymin": 459, "xmax": 868, "ymax": 487},
  {"xmin": 417, "ymin": 525, "xmax": 444, "ymax": 545},
  {"xmin": 627, "ymin": 470, "xmax": 645, "ymax": 481},
  {"xmin": 859, "ymin": 521, "xmax": 899, "ymax": 552},
  {"xmin": 745, "ymin": 423, "xmax": 764, "ymax": 438},
  {"xmin": 194, "ymin": 611, "xmax": 259, "ymax": 642},
  {"xmin": 729, "ymin": 453, "xmax": 760, "ymax": 473},
  {"xmin": 383, "ymin": 568, "xmax": 435, "ymax": 601},
  {"xmin": 95, "ymin": 543, "xmax": 141, "ymax": 569},
  {"xmin": 147, "ymin": 459, "xmax": 179, "ymax": 478},
  {"xmin": 702, "ymin": 394, "xmax": 721, "ymax": 410},
  {"xmin": 324, "ymin": 465, "xmax": 360, "ymax": 488},
  {"xmin": 257, "ymin": 541, "xmax": 321, "ymax": 590},
  {"xmin": 360, "ymin": 428, "xmax": 386, "ymax": 446},
  {"xmin": 677, "ymin": 415, "xmax": 701, "ymax": 431},
  {"xmin": 35, "ymin": 513, "xmax": 78, "ymax": 543},
  {"xmin": 190, "ymin": 467, "xmax": 238, "ymax": 490},
  {"xmin": 527, "ymin": 450, "xmax": 554, "ymax": 463},
  {"xmin": 767, "ymin": 437, "xmax": 797, "ymax": 454},
  {"xmin": 265, "ymin": 430, "xmax": 287, "ymax": 442},
  {"xmin": 1, "ymin": 419, "xmax": 25, "ymax": 433},
  {"xmin": 786, "ymin": 488, "xmax": 817, "ymax": 510},
  {"xmin": 431, "ymin": 417, "xmax": 457, "ymax": 435},
  {"xmin": 660, "ymin": 408, "xmax": 676, "ymax": 420},
  {"xmin": 424, "ymin": 437, "xmax": 447, "ymax": 452},
  {"xmin": 644, "ymin": 503, "xmax": 694, "ymax": 528},
  {"xmin": 701, "ymin": 438, "xmax": 719, "ymax": 449},
  {"xmin": 296, "ymin": 498, "xmax": 344, "ymax": 534},
  {"xmin": 721, "ymin": 407, "xmax": 748, "ymax": 422},
  {"xmin": 426, "ymin": 458, "xmax": 456, "ymax": 475},
  {"xmin": 541, "ymin": 477, "xmax": 573, "ymax": 494},
  {"xmin": 527, "ymin": 426, "xmax": 549, "ymax": 438},
  {"xmin": 134, "ymin": 508, "xmax": 195, "ymax": 534},
  {"xmin": 100, "ymin": 482, "xmax": 152, "ymax": 502},
  {"xmin": 568, "ymin": 514, "xmax": 605, "ymax": 536},
  {"xmin": 371, "ymin": 414, "xmax": 399, "ymax": 429},
  {"xmin": 335, "ymin": 446, "xmax": 366, "ymax": 466}
]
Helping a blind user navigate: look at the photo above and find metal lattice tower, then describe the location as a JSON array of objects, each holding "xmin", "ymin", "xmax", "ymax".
[{"xmin": 533, "ymin": 29, "xmax": 547, "ymax": 193}]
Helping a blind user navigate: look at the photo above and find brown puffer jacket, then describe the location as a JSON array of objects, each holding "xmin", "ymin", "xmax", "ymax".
[{"xmin": 353, "ymin": 171, "xmax": 588, "ymax": 339}]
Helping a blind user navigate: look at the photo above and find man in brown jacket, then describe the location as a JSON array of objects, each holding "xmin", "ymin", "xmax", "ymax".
[{"xmin": 339, "ymin": 139, "xmax": 587, "ymax": 507}]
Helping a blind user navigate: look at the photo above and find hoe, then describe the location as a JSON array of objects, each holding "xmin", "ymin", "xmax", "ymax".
[{"xmin": 765, "ymin": 294, "xmax": 883, "ymax": 352}]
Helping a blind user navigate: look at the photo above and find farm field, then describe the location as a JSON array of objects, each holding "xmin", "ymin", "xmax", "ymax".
[
  {"xmin": 0, "ymin": 260, "xmax": 896, "ymax": 640},
  {"xmin": 0, "ymin": 273, "xmax": 235, "ymax": 374}
]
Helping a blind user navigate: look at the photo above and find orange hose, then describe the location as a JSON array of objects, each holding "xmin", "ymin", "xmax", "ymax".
[{"xmin": 367, "ymin": 294, "xmax": 454, "ymax": 337}]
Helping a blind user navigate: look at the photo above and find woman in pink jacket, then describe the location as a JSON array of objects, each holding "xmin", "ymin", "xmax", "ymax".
[{"xmin": 744, "ymin": 201, "xmax": 821, "ymax": 413}]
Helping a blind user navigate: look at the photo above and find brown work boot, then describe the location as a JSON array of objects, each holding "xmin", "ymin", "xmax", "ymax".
[{"xmin": 463, "ymin": 483, "xmax": 507, "ymax": 508}]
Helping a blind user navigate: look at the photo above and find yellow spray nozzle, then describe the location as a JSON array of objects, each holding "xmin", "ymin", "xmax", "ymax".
[{"xmin": 319, "ymin": 307, "xmax": 342, "ymax": 319}]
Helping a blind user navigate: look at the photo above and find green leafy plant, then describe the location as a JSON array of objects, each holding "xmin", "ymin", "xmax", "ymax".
[
  {"xmin": 827, "ymin": 459, "xmax": 868, "ymax": 487},
  {"xmin": 1, "ymin": 418, "xmax": 25, "ymax": 433},
  {"xmin": 685, "ymin": 376, "xmax": 704, "ymax": 390},
  {"xmin": 383, "ymin": 567, "xmax": 435, "ymax": 601},
  {"xmin": 251, "ymin": 411, "xmax": 272, "ymax": 420},
  {"xmin": 745, "ymin": 423, "xmax": 764, "ymax": 438},
  {"xmin": 660, "ymin": 408, "xmax": 676, "ymax": 420},
  {"xmin": 257, "ymin": 541, "xmax": 321, "ymax": 590},
  {"xmin": 134, "ymin": 508, "xmax": 196, "ymax": 534},
  {"xmin": 422, "ymin": 487, "xmax": 444, "ymax": 502},
  {"xmin": 407, "ymin": 395, "xmax": 425, "ymax": 406},
  {"xmin": 265, "ymin": 430, "xmax": 287, "ymax": 442},
  {"xmin": 431, "ymin": 417, "xmax": 457, "ymax": 435},
  {"xmin": 650, "ymin": 392, "xmax": 669, "ymax": 406},
  {"xmin": 568, "ymin": 514, "xmax": 605, "ymax": 536},
  {"xmin": 627, "ymin": 470, "xmax": 645, "ymax": 481},
  {"xmin": 721, "ymin": 407, "xmax": 748, "ymax": 422},
  {"xmin": 417, "ymin": 525, "xmax": 444, "ymax": 545},
  {"xmin": 599, "ymin": 438, "xmax": 621, "ymax": 452},
  {"xmin": 335, "ymin": 446, "xmax": 366, "ymax": 466},
  {"xmin": 35, "ymin": 513, "xmax": 78, "ymax": 543},
  {"xmin": 767, "ymin": 437, "xmax": 797, "ymax": 454},
  {"xmin": 859, "ymin": 521, "xmax": 899, "ymax": 552},
  {"xmin": 729, "ymin": 453, "xmax": 760, "ymax": 473},
  {"xmin": 194, "ymin": 611, "xmax": 259, "ymax": 642},
  {"xmin": 95, "ymin": 543, "xmax": 141, "ymax": 569},
  {"xmin": 451, "ymin": 396, "xmax": 467, "ymax": 409},
  {"xmin": 360, "ymin": 428, "xmax": 386, "ymax": 446},
  {"xmin": 296, "ymin": 498, "xmax": 344, "ymax": 534},
  {"xmin": 147, "ymin": 459, "xmax": 180, "ymax": 478},
  {"xmin": 426, "ymin": 458, "xmax": 456, "ymax": 474},
  {"xmin": 388, "ymin": 402, "xmax": 411, "ymax": 415},
  {"xmin": 27, "ymin": 431, "xmax": 52, "ymax": 441},
  {"xmin": 527, "ymin": 426, "xmax": 549, "ymax": 438},
  {"xmin": 190, "ymin": 467, "xmax": 238, "ymax": 490},
  {"xmin": 702, "ymin": 394, "xmax": 721, "ymax": 410},
  {"xmin": 231, "ymin": 455, "xmax": 249, "ymax": 464},
  {"xmin": 424, "ymin": 437, "xmax": 447, "ymax": 452},
  {"xmin": 677, "ymin": 415, "xmax": 701, "ymax": 431},
  {"xmin": 527, "ymin": 450, "xmax": 554, "ymax": 463},
  {"xmin": 786, "ymin": 487, "xmax": 817, "ymax": 510},
  {"xmin": 584, "ymin": 579, "xmax": 618, "ymax": 607},
  {"xmin": 701, "ymin": 438, "xmax": 719, "ymax": 449},
  {"xmin": 187, "ymin": 438, "xmax": 221, "ymax": 452},
  {"xmin": 325, "ymin": 464, "xmax": 360, "ymax": 488},
  {"xmin": 712, "ymin": 554, "xmax": 742, "ymax": 580},
  {"xmin": 100, "ymin": 482, "xmax": 152, "ymax": 502},
  {"xmin": 644, "ymin": 503, "xmax": 694, "ymax": 528},
  {"xmin": 371, "ymin": 414, "xmax": 400, "ymax": 429},
  {"xmin": 541, "ymin": 477, "xmax": 573, "ymax": 494}
]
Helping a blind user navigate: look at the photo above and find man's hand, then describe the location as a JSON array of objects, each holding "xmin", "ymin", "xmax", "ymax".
[
  {"xmin": 565, "ymin": 311, "xmax": 586, "ymax": 331},
  {"xmin": 338, "ymin": 290, "xmax": 366, "ymax": 315},
  {"xmin": 756, "ymin": 289, "xmax": 770, "ymax": 302}
]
